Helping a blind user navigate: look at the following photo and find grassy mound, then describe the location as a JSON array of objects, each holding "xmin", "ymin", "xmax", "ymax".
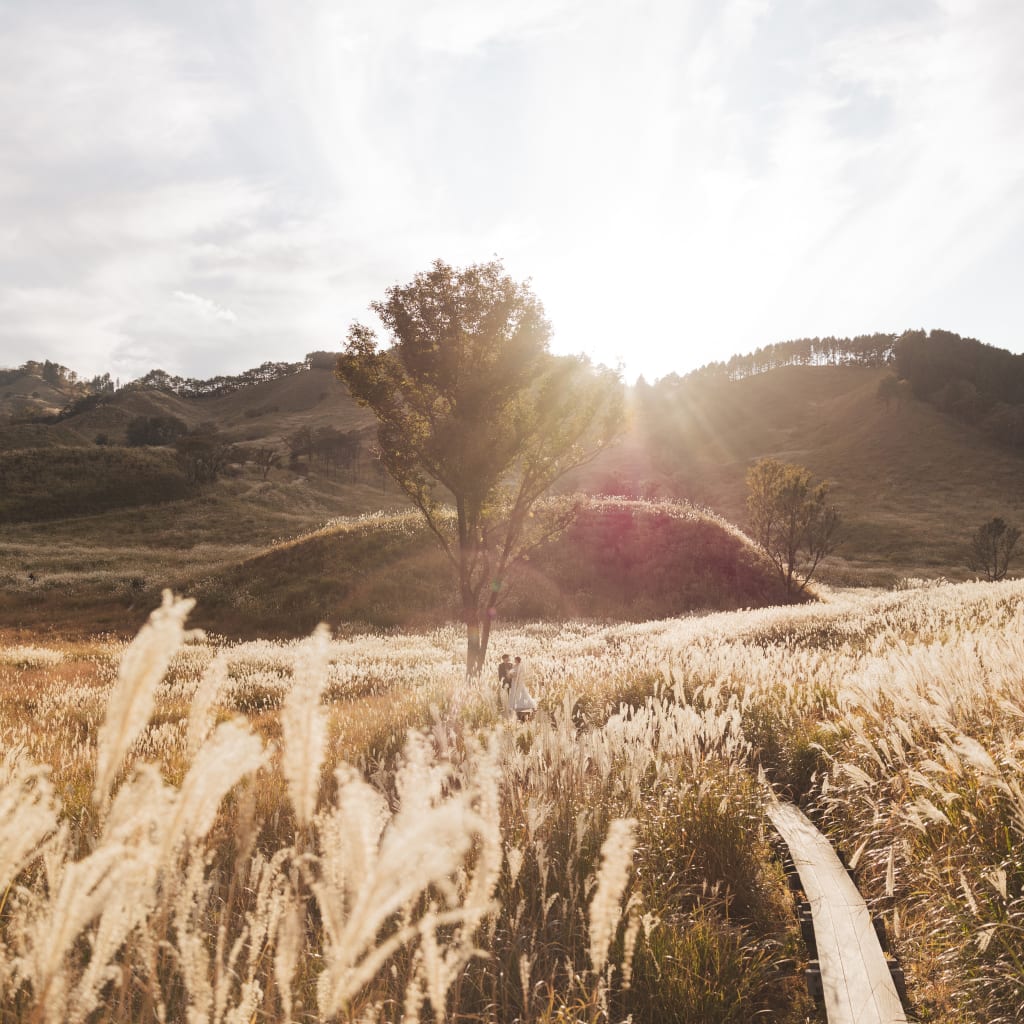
[{"xmin": 191, "ymin": 497, "xmax": 791, "ymax": 636}]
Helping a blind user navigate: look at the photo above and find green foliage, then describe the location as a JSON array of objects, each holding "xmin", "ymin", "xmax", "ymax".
[
  {"xmin": 895, "ymin": 328, "xmax": 1024, "ymax": 449},
  {"xmin": 336, "ymin": 258, "xmax": 624, "ymax": 672},
  {"xmin": 686, "ymin": 331, "xmax": 897, "ymax": 383},
  {"xmin": 742, "ymin": 704, "xmax": 834, "ymax": 802},
  {"xmin": 0, "ymin": 359, "xmax": 74, "ymax": 387},
  {"xmin": 967, "ymin": 516, "xmax": 1021, "ymax": 581},
  {"xmin": 242, "ymin": 444, "xmax": 281, "ymax": 480},
  {"xmin": 876, "ymin": 372, "xmax": 903, "ymax": 408},
  {"xmin": 56, "ymin": 391, "xmax": 112, "ymax": 420},
  {"xmin": 646, "ymin": 773, "xmax": 767, "ymax": 921},
  {"xmin": 130, "ymin": 360, "xmax": 306, "ymax": 397},
  {"xmin": 622, "ymin": 763, "xmax": 803, "ymax": 1024},
  {"xmin": 746, "ymin": 457, "xmax": 840, "ymax": 597},
  {"xmin": 305, "ymin": 350, "xmax": 341, "ymax": 370}
]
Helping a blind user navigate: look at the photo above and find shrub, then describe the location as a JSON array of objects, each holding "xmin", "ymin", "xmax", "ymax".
[{"xmin": 125, "ymin": 414, "xmax": 188, "ymax": 446}]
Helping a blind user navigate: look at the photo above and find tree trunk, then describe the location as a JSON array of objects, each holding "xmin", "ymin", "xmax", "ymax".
[
  {"xmin": 465, "ymin": 591, "xmax": 501, "ymax": 675},
  {"xmin": 464, "ymin": 602, "xmax": 485, "ymax": 676},
  {"xmin": 479, "ymin": 610, "xmax": 494, "ymax": 671}
]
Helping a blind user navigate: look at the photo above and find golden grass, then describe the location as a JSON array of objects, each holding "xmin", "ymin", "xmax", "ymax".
[
  {"xmin": 0, "ymin": 596, "xmax": 810, "ymax": 1023},
  {"xmin": 3, "ymin": 579, "xmax": 1023, "ymax": 1020}
]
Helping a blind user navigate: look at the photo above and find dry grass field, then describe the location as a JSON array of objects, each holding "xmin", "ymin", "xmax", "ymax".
[{"xmin": 1, "ymin": 579, "xmax": 1022, "ymax": 1022}]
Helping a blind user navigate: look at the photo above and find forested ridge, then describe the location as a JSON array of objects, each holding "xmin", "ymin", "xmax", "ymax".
[
  {"xmin": 678, "ymin": 331, "xmax": 897, "ymax": 382},
  {"xmin": 640, "ymin": 328, "xmax": 1024, "ymax": 453},
  {"xmin": 894, "ymin": 329, "xmax": 1024, "ymax": 449},
  {"xmin": 7, "ymin": 329, "xmax": 1022, "ymax": 429},
  {"xmin": 7, "ymin": 328, "xmax": 1024, "ymax": 493}
]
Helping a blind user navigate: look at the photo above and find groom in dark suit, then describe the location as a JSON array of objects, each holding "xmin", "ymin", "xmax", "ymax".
[{"xmin": 498, "ymin": 653, "xmax": 513, "ymax": 691}]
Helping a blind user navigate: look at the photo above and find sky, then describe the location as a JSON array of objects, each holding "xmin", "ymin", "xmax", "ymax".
[{"xmin": 0, "ymin": 0, "xmax": 1022, "ymax": 384}]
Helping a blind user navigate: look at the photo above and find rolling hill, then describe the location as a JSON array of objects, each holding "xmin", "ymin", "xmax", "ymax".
[
  {"xmin": 5, "ymin": 343, "xmax": 1024, "ymax": 636},
  {"xmin": 0, "ymin": 367, "xmax": 81, "ymax": 421},
  {"xmin": 575, "ymin": 364, "xmax": 1024, "ymax": 582},
  {"xmin": 0, "ymin": 365, "xmax": 374, "ymax": 447}
]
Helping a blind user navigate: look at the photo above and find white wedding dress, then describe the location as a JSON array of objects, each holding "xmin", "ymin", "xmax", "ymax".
[{"xmin": 508, "ymin": 661, "xmax": 537, "ymax": 720}]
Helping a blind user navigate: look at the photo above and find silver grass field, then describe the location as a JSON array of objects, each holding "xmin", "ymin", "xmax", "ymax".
[{"xmin": 1, "ymin": 580, "xmax": 1023, "ymax": 1022}]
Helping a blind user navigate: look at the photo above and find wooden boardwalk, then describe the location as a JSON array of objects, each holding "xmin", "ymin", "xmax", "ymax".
[{"xmin": 768, "ymin": 800, "xmax": 906, "ymax": 1024}]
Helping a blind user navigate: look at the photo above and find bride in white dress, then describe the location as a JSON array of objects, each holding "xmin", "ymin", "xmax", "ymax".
[{"xmin": 508, "ymin": 656, "xmax": 537, "ymax": 721}]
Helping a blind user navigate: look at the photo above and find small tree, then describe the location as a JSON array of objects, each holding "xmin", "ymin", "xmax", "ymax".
[
  {"xmin": 746, "ymin": 457, "xmax": 840, "ymax": 597},
  {"xmin": 249, "ymin": 445, "xmax": 281, "ymax": 481},
  {"xmin": 287, "ymin": 426, "xmax": 314, "ymax": 471},
  {"xmin": 337, "ymin": 258, "xmax": 624, "ymax": 674},
  {"xmin": 967, "ymin": 517, "xmax": 1021, "ymax": 581},
  {"xmin": 175, "ymin": 426, "xmax": 235, "ymax": 485}
]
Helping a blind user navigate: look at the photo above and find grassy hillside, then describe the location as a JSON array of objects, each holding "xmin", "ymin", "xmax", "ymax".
[
  {"xmin": 186, "ymin": 497, "xmax": 791, "ymax": 636},
  {"xmin": 0, "ymin": 422, "xmax": 91, "ymax": 450},
  {"xmin": 6, "ymin": 358, "xmax": 1024, "ymax": 627},
  {"xmin": 9, "ymin": 360, "xmax": 1024, "ymax": 585},
  {"xmin": 0, "ymin": 446, "xmax": 192, "ymax": 522},
  {"xmin": 0, "ymin": 473, "xmax": 403, "ymax": 635},
  {"xmin": 0, "ymin": 369, "xmax": 79, "ymax": 419},
  {"xmin": 581, "ymin": 366, "xmax": 1024, "ymax": 583}
]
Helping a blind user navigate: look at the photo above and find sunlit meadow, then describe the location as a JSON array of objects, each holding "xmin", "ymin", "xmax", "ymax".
[{"xmin": 2, "ymin": 579, "xmax": 1023, "ymax": 1022}]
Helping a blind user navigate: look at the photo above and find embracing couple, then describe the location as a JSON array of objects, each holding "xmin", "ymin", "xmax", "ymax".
[{"xmin": 497, "ymin": 653, "xmax": 537, "ymax": 721}]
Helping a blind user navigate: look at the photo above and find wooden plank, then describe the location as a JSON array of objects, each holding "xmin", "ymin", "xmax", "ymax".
[{"xmin": 768, "ymin": 800, "xmax": 906, "ymax": 1024}]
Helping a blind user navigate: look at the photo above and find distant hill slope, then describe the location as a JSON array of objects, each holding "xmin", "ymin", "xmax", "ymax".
[
  {"xmin": 6, "ymin": 347, "xmax": 1024, "ymax": 585},
  {"xmin": 187, "ymin": 498, "xmax": 790, "ymax": 636},
  {"xmin": 59, "ymin": 367, "xmax": 374, "ymax": 444},
  {"xmin": 0, "ymin": 365, "xmax": 379, "ymax": 530},
  {"xmin": 0, "ymin": 369, "xmax": 81, "ymax": 421},
  {"xmin": 0, "ymin": 473, "xmax": 405, "ymax": 636},
  {"xmin": 580, "ymin": 365, "xmax": 1024, "ymax": 580}
]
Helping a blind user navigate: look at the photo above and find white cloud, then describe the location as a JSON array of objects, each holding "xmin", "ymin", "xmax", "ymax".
[
  {"xmin": 0, "ymin": 0, "xmax": 1022, "ymax": 381},
  {"xmin": 0, "ymin": 14, "xmax": 241, "ymax": 168},
  {"xmin": 173, "ymin": 291, "xmax": 238, "ymax": 324}
]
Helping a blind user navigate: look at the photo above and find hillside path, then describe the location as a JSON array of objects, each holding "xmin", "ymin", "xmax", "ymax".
[{"xmin": 768, "ymin": 800, "xmax": 906, "ymax": 1024}]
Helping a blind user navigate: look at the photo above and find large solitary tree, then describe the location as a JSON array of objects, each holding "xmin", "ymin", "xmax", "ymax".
[
  {"xmin": 746, "ymin": 457, "xmax": 840, "ymax": 598},
  {"xmin": 336, "ymin": 259, "xmax": 623, "ymax": 674}
]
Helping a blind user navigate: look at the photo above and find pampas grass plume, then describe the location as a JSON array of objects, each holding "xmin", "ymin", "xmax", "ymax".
[
  {"xmin": 93, "ymin": 590, "xmax": 196, "ymax": 807},
  {"xmin": 588, "ymin": 817, "xmax": 636, "ymax": 978},
  {"xmin": 281, "ymin": 624, "xmax": 331, "ymax": 829}
]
